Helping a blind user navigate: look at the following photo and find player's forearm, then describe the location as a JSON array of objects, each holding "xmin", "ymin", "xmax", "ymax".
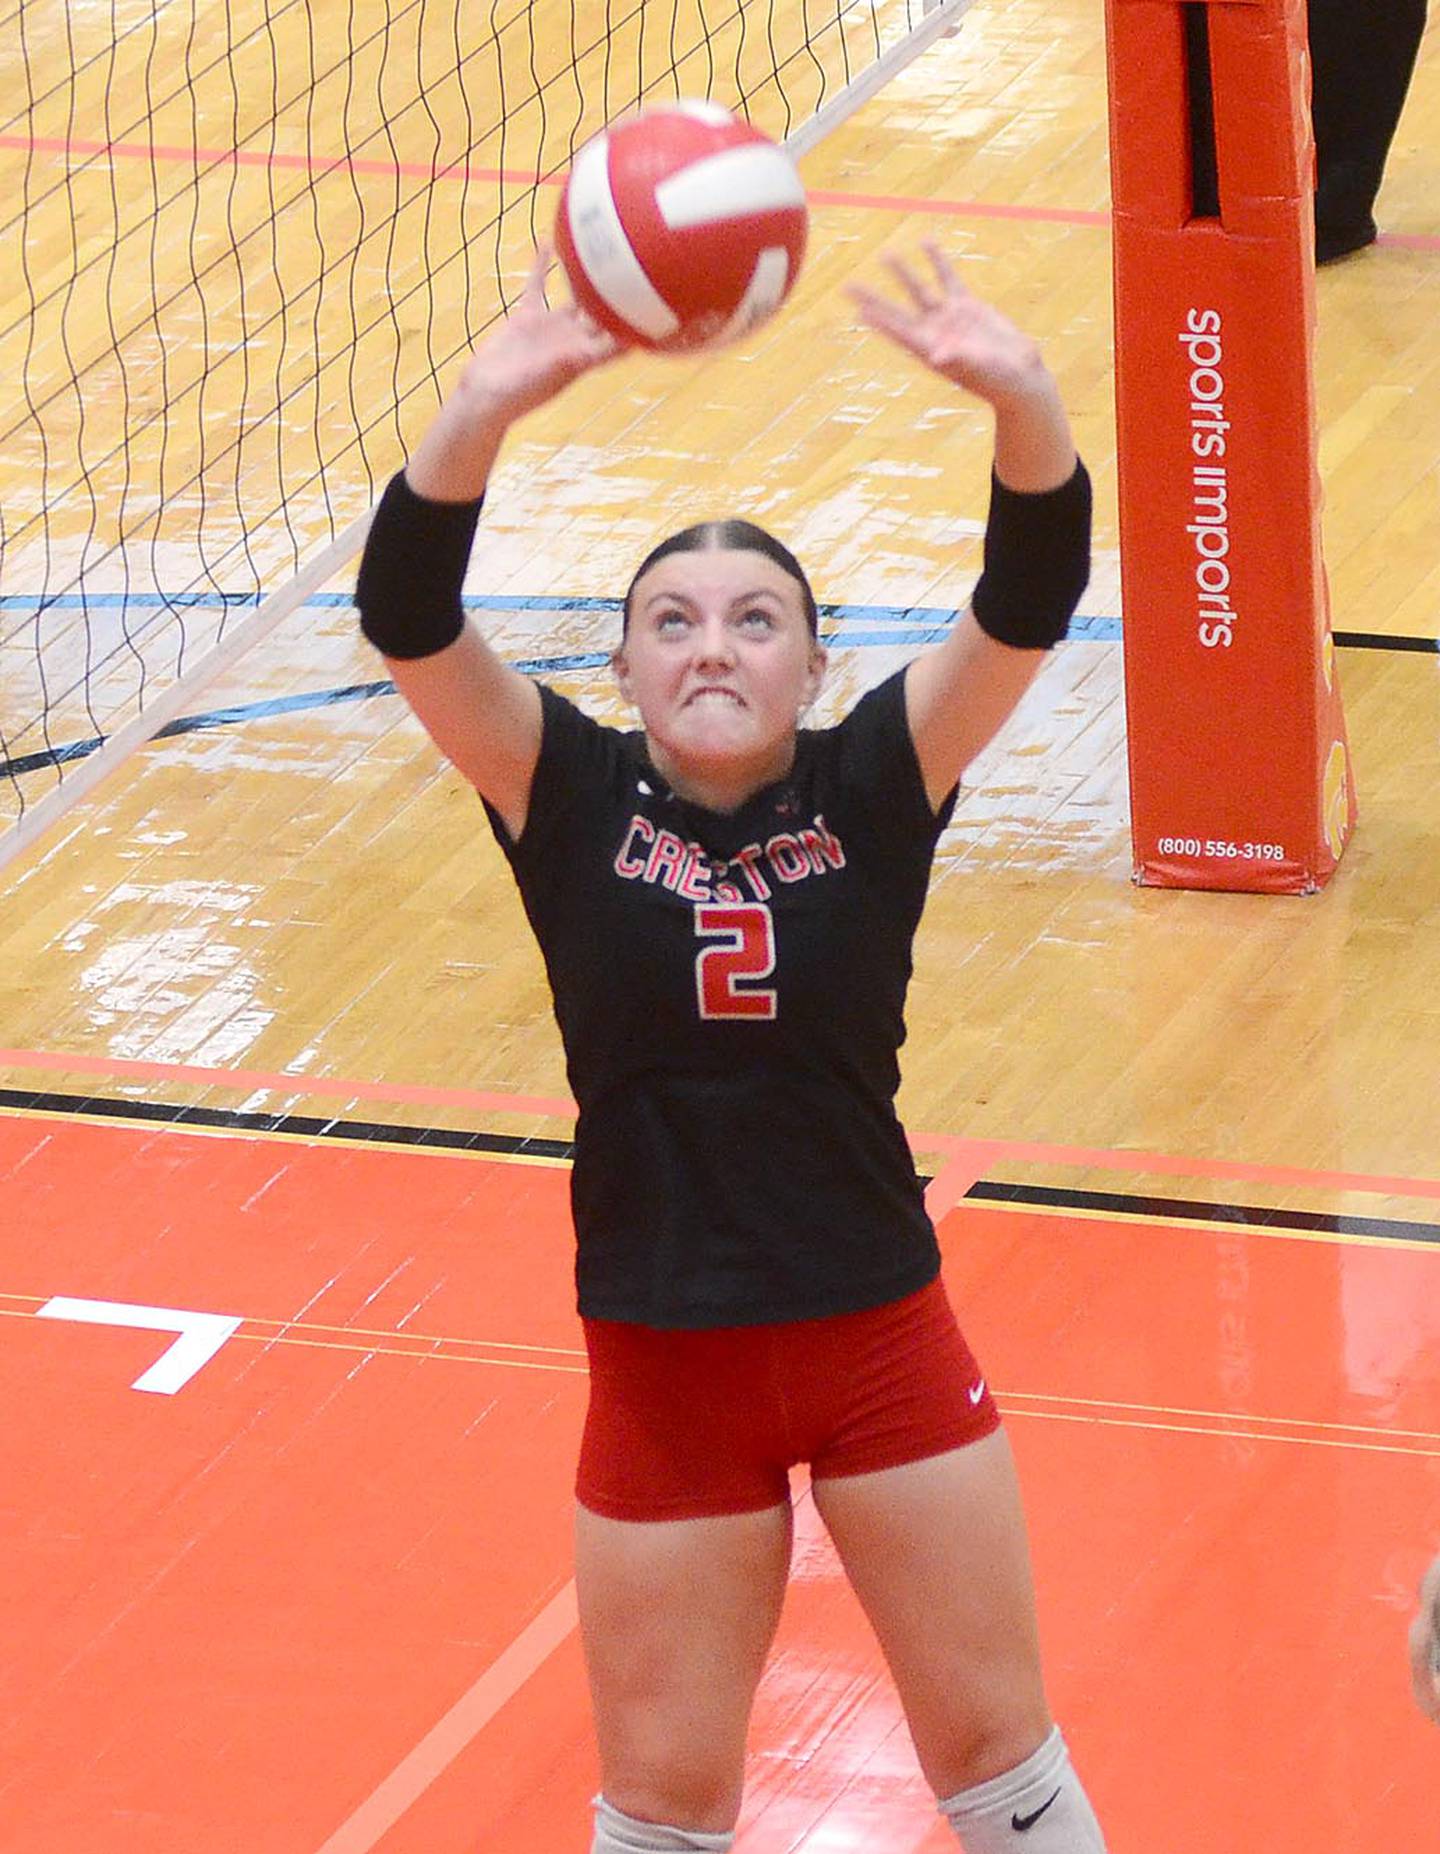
[
  {"xmin": 404, "ymin": 384, "xmax": 516, "ymax": 505},
  {"xmin": 989, "ymin": 365, "xmax": 1076, "ymax": 495}
]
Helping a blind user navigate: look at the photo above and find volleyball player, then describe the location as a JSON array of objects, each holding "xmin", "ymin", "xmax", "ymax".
[
  {"xmin": 355, "ymin": 241, "xmax": 1105, "ymax": 1854},
  {"xmin": 1410, "ymin": 1551, "xmax": 1440, "ymax": 1723}
]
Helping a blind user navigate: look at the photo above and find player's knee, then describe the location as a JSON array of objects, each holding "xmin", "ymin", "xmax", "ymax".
[
  {"xmin": 922, "ymin": 1698, "xmax": 1055, "ymax": 1800},
  {"xmin": 936, "ymin": 1726, "xmax": 1108, "ymax": 1852},
  {"xmin": 593, "ymin": 1682, "xmax": 748, "ymax": 1830},
  {"xmin": 598, "ymin": 1770, "xmax": 740, "ymax": 1838},
  {"xmin": 591, "ymin": 1793, "xmax": 737, "ymax": 1853}
]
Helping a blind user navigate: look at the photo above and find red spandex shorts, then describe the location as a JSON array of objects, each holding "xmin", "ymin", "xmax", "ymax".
[{"xmin": 576, "ymin": 1276, "xmax": 1000, "ymax": 1521}]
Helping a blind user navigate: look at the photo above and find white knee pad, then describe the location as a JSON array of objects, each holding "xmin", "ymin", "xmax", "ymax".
[{"xmin": 591, "ymin": 1795, "xmax": 736, "ymax": 1854}]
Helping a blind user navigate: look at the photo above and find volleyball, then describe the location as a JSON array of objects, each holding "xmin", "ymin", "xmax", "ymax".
[{"xmin": 555, "ymin": 101, "xmax": 808, "ymax": 353}]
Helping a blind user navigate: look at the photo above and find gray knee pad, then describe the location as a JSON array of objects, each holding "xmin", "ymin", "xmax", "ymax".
[{"xmin": 591, "ymin": 1795, "xmax": 736, "ymax": 1854}]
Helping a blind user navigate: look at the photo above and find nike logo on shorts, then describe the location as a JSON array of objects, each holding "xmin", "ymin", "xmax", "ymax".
[
  {"xmin": 1012, "ymin": 1788, "xmax": 1061, "ymax": 1832},
  {"xmin": 967, "ymin": 1379, "xmax": 987, "ymax": 1405}
]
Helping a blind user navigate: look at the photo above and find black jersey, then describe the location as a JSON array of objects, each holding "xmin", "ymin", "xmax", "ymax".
[{"xmin": 484, "ymin": 667, "xmax": 957, "ymax": 1329}]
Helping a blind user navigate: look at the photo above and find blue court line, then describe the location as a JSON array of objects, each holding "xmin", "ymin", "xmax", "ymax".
[
  {"xmin": 2, "ymin": 592, "xmax": 1426, "ymax": 659},
  {"xmin": 13, "ymin": 609, "xmax": 1423, "ymax": 783},
  {"xmin": 0, "ymin": 591, "xmax": 1122, "ymax": 633},
  {"xmin": 0, "ymin": 609, "xmax": 1124, "ymax": 781}
]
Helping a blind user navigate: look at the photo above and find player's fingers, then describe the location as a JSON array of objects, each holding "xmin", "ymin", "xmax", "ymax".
[
  {"xmin": 846, "ymin": 279, "xmax": 894, "ymax": 315},
  {"xmin": 848, "ymin": 281, "xmax": 914, "ymax": 332},
  {"xmin": 922, "ymin": 239, "xmax": 966, "ymax": 298},
  {"xmin": 855, "ymin": 321, "xmax": 930, "ymax": 370},
  {"xmin": 847, "ymin": 284, "xmax": 927, "ymax": 355},
  {"xmin": 581, "ymin": 318, "xmax": 622, "ymax": 362},
  {"xmin": 522, "ymin": 241, "xmax": 554, "ymax": 306},
  {"xmin": 544, "ymin": 312, "xmax": 619, "ymax": 376},
  {"xmin": 882, "ymin": 252, "xmax": 940, "ymax": 314}
]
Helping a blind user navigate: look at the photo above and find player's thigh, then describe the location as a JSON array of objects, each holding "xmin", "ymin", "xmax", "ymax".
[
  {"xmin": 575, "ymin": 1499, "xmax": 794, "ymax": 1828},
  {"xmin": 811, "ymin": 1430, "xmax": 1050, "ymax": 1796}
]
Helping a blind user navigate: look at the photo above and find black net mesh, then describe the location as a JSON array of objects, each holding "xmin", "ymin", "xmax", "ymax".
[{"xmin": 0, "ymin": 0, "xmax": 962, "ymax": 836}]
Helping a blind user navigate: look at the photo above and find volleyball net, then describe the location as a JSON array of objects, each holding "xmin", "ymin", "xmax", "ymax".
[{"xmin": 0, "ymin": 0, "xmax": 970, "ymax": 865}]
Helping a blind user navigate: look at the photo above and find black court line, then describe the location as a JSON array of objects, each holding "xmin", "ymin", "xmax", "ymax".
[
  {"xmin": 5, "ymin": 1087, "xmax": 1440, "ymax": 1246},
  {"xmin": 0, "ymin": 1087, "xmax": 574, "ymax": 1161},
  {"xmin": 1334, "ymin": 630, "xmax": 1440, "ymax": 654},
  {"xmin": 0, "ymin": 681, "xmax": 398, "ymax": 780},
  {"xmin": 5, "ymin": 621, "xmax": 1435, "ymax": 783},
  {"xmin": 965, "ymin": 1179, "xmax": 1440, "ymax": 1246}
]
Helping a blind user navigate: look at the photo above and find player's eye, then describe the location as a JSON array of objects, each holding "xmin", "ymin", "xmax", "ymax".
[
  {"xmin": 653, "ymin": 608, "xmax": 690, "ymax": 632},
  {"xmin": 737, "ymin": 607, "xmax": 776, "ymax": 630}
]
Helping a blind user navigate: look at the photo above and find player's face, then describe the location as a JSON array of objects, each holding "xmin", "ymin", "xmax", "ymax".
[{"xmin": 614, "ymin": 548, "xmax": 827, "ymax": 779}]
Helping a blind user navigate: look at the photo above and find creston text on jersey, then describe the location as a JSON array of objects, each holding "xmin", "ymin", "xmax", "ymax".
[{"xmin": 612, "ymin": 811, "xmax": 846, "ymax": 903}]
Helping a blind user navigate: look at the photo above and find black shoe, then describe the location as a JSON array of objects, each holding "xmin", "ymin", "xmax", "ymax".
[{"xmin": 1315, "ymin": 217, "xmax": 1379, "ymax": 264}]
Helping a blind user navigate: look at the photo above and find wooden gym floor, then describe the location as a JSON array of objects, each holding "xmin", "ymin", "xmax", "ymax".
[{"xmin": 2, "ymin": 1, "xmax": 1439, "ymax": 1849}]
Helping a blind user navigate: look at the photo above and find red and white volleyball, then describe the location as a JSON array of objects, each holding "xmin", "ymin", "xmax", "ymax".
[{"xmin": 555, "ymin": 101, "xmax": 808, "ymax": 353}]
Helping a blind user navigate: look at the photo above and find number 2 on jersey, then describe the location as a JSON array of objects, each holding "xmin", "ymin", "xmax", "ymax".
[{"xmin": 694, "ymin": 903, "xmax": 777, "ymax": 1020}]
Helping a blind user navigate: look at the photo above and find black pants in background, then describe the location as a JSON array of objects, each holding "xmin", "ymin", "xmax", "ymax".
[{"xmin": 1308, "ymin": 0, "xmax": 1427, "ymax": 248}]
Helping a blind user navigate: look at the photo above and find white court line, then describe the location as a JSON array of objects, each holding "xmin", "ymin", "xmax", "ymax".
[{"xmin": 312, "ymin": 1581, "xmax": 579, "ymax": 1853}]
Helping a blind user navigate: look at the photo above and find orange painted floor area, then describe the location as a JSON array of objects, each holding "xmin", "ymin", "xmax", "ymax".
[{"xmin": 3, "ymin": 1110, "xmax": 1438, "ymax": 1852}]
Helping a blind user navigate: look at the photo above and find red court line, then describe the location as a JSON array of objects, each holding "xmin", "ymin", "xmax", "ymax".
[
  {"xmin": 8, "ymin": 130, "xmax": 1437, "ymax": 249},
  {"xmin": 920, "ymin": 1152, "xmax": 992, "ymax": 1223},
  {"xmin": 910, "ymin": 1130, "xmax": 1440, "ymax": 1204},
  {"xmin": 8, "ymin": 1044, "xmax": 1440, "ymax": 1204},
  {"xmin": 0, "ymin": 133, "xmax": 559, "ymax": 191},
  {"xmin": 0, "ymin": 131, "xmax": 1111, "ymax": 231},
  {"xmin": 312, "ymin": 1582, "xmax": 580, "ymax": 1854}
]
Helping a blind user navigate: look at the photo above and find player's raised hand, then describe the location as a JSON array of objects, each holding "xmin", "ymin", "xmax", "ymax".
[
  {"xmin": 851, "ymin": 241, "xmax": 1050, "ymax": 410},
  {"xmin": 407, "ymin": 244, "xmax": 621, "ymax": 500},
  {"xmin": 456, "ymin": 243, "xmax": 620, "ymax": 424},
  {"xmin": 852, "ymin": 239, "xmax": 1074, "ymax": 493},
  {"xmin": 1409, "ymin": 1552, "xmax": 1440, "ymax": 1724}
]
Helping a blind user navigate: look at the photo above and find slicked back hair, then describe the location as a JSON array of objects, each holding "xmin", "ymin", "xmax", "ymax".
[{"xmin": 621, "ymin": 520, "xmax": 818, "ymax": 637}]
